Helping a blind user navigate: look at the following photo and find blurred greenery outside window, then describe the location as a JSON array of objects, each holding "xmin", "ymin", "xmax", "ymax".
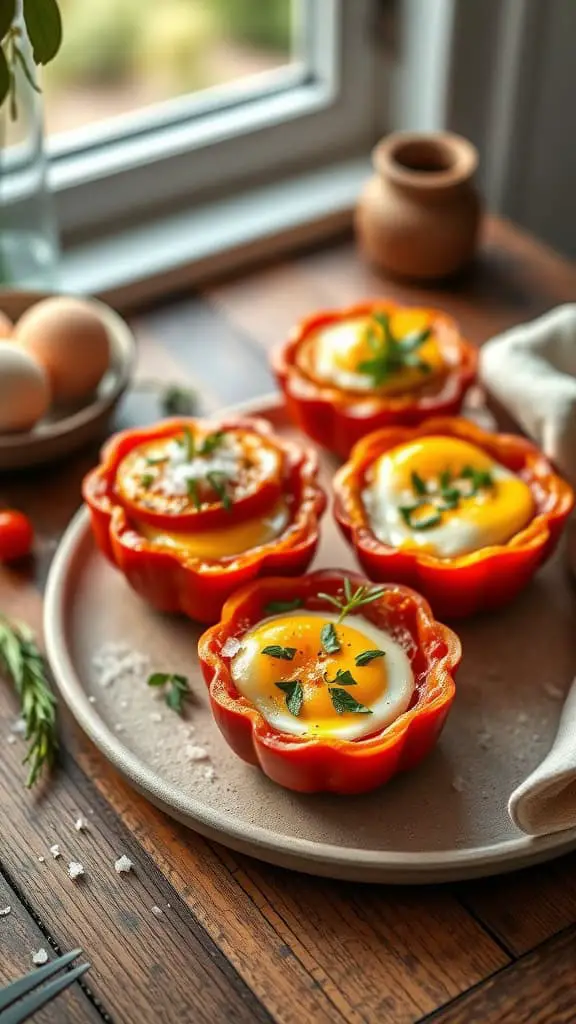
[{"xmin": 44, "ymin": 0, "xmax": 295, "ymax": 137}]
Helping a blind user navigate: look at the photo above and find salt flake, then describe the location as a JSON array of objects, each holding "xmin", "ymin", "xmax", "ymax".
[
  {"xmin": 185, "ymin": 745, "xmax": 209, "ymax": 762},
  {"xmin": 68, "ymin": 861, "xmax": 85, "ymax": 881},
  {"xmin": 114, "ymin": 855, "xmax": 133, "ymax": 874},
  {"xmin": 151, "ymin": 905, "xmax": 163, "ymax": 917},
  {"xmin": 0, "ymin": 907, "xmax": 11, "ymax": 917},
  {"xmin": 32, "ymin": 949, "xmax": 49, "ymax": 965},
  {"xmin": 49, "ymin": 844, "xmax": 61, "ymax": 859},
  {"xmin": 75, "ymin": 817, "xmax": 89, "ymax": 832}
]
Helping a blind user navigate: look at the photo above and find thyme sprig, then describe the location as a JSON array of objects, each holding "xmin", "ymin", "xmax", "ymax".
[
  {"xmin": 317, "ymin": 578, "xmax": 386, "ymax": 624},
  {"xmin": 357, "ymin": 312, "xmax": 431, "ymax": 387},
  {"xmin": 0, "ymin": 617, "xmax": 58, "ymax": 788}
]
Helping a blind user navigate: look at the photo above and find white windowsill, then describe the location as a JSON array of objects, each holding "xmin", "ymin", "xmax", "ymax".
[{"xmin": 58, "ymin": 156, "xmax": 372, "ymax": 310}]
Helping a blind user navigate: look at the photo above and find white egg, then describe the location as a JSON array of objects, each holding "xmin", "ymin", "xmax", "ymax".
[
  {"xmin": 0, "ymin": 343, "xmax": 50, "ymax": 433},
  {"xmin": 230, "ymin": 610, "xmax": 415, "ymax": 741}
]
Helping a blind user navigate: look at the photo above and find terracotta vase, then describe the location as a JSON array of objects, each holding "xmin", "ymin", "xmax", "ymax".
[{"xmin": 355, "ymin": 131, "xmax": 482, "ymax": 280}]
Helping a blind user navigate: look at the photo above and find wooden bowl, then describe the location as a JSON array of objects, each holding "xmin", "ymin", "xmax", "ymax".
[{"xmin": 0, "ymin": 290, "xmax": 136, "ymax": 470}]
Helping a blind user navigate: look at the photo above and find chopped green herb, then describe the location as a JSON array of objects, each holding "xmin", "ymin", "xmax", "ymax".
[
  {"xmin": 318, "ymin": 578, "xmax": 386, "ymax": 624},
  {"xmin": 140, "ymin": 473, "xmax": 154, "ymax": 488},
  {"xmin": 181, "ymin": 427, "xmax": 195, "ymax": 461},
  {"xmin": 145, "ymin": 454, "xmax": 165, "ymax": 466},
  {"xmin": 461, "ymin": 465, "xmax": 493, "ymax": 494},
  {"xmin": 355, "ymin": 649, "xmax": 386, "ymax": 666},
  {"xmin": 262, "ymin": 645, "xmax": 297, "ymax": 661},
  {"xmin": 329, "ymin": 688, "xmax": 373, "ymax": 715},
  {"xmin": 147, "ymin": 672, "xmax": 190, "ymax": 716},
  {"xmin": 320, "ymin": 622, "xmax": 340, "ymax": 655},
  {"xmin": 356, "ymin": 315, "xmax": 431, "ymax": 386},
  {"xmin": 409, "ymin": 509, "xmax": 442, "ymax": 530},
  {"xmin": 411, "ymin": 471, "xmax": 427, "ymax": 496},
  {"xmin": 275, "ymin": 680, "xmax": 303, "ymax": 717},
  {"xmin": 187, "ymin": 478, "xmax": 201, "ymax": 511},
  {"xmin": 206, "ymin": 471, "xmax": 232, "ymax": 512},
  {"xmin": 324, "ymin": 668, "xmax": 357, "ymax": 687},
  {"xmin": 198, "ymin": 431, "xmax": 225, "ymax": 456},
  {"xmin": 400, "ymin": 327, "xmax": 432, "ymax": 352},
  {"xmin": 264, "ymin": 598, "xmax": 303, "ymax": 614},
  {"xmin": 439, "ymin": 469, "xmax": 452, "ymax": 490}
]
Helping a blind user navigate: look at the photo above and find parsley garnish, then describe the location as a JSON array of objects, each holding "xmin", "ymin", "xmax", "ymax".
[
  {"xmin": 140, "ymin": 473, "xmax": 154, "ymax": 488},
  {"xmin": 181, "ymin": 427, "xmax": 195, "ymax": 460},
  {"xmin": 275, "ymin": 680, "xmax": 303, "ymax": 717},
  {"xmin": 400, "ymin": 464, "xmax": 494, "ymax": 530},
  {"xmin": 187, "ymin": 478, "xmax": 201, "ymax": 510},
  {"xmin": 355, "ymin": 649, "xmax": 386, "ymax": 666},
  {"xmin": 147, "ymin": 672, "xmax": 191, "ymax": 715},
  {"xmin": 262, "ymin": 645, "xmax": 297, "ymax": 661},
  {"xmin": 324, "ymin": 668, "xmax": 357, "ymax": 687},
  {"xmin": 356, "ymin": 312, "xmax": 432, "ymax": 387},
  {"xmin": 320, "ymin": 623, "xmax": 340, "ymax": 654},
  {"xmin": 317, "ymin": 578, "xmax": 386, "ymax": 623},
  {"xmin": 206, "ymin": 470, "xmax": 232, "ymax": 512},
  {"xmin": 411, "ymin": 471, "xmax": 427, "ymax": 496},
  {"xmin": 264, "ymin": 598, "xmax": 303, "ymax": 614},
  {"xmin": 328, "ymin": 689, "xmax": 373, "ymax": 715},
  {"xmin": 197, "ymin": 431, "xmax": 225, "ymax": 456}
]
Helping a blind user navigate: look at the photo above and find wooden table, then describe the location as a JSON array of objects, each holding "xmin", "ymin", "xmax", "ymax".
[{"xmin": 2, "ymin": 217, "xmax": 576, "ymax": 1024}]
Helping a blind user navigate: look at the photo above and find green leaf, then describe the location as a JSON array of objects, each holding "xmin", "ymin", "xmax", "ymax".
[
  {"xmin": 262, "ymin": 645, "xmax": 296, "ymax": 661},
  {"xmin": 411, "ymin": 471, "xmax": 427, "ymax": 496},
  {"xmin": 0, "ymin": 49, "xmax": 9, "ymax": 110},
  {"xmin": 439, "ymin": 469, "xmax": 452, "ymax": 490},
  {"xmin": 147, "ymin": 672, "xmax": 170, "ymax": 687},
  {"xmin": 355, "ymin": 649, "xmax": 386, "ymax": 666},
  {"xmin": 324, "ymin": 668, "xmax": 357, "ymax": 687},
  {"xmin": 0, "ymin": 0, "xmax": 16, "ymax": 40},
  {"xmin": 264, "ymin": 598, "xmax": 303, "ymax": 615},
  {"xmin": 409, "ymin": 510, "xmax": 442, "ymax": 530},
  {"xmin": 320, "ymin": 622, "xmax": 340, "ymax": 655},
  {"xmin": 399, "ymin": 327, "xmax": 431, "ymax": 352},
  {"xmin": 187, "ymin": 478, "xmax": 201, "ymax": 510},
  {"xmin": 140, "ymin": 473, "xmax": 154, "ymax": 488},
  {"xmin": 329, "ymin": 688, "xmax": 372, "ymax": 715},
  {"xmin": 181, "ymin": 427, "xmax": 195, "ymax": 460},
  {"xmin": 197, "ymin": 431, "xmax": 225, "ymax": 456},
  {"xmin": 23, "ymin": 0, "xmax": 62, "ymax": 65},
  {"xmin": 357, "ymin": 357, "xmax": 389, "ymax": 387},
  {"xmin": 275, "ymin": 680, "xmax": 303, "ymax": 717},
  {"xmin": 206, "ymin": 471, "xmax": 232, "ymax": 512}
]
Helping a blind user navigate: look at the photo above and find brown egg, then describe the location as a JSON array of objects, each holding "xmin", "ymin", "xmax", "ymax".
[
  {"xmin": 0, "ymin": 310, "xmax": 13, "ymax": 338},
  {"xmin": 0, "ymin": 343, "xmax": 50, "ymax": 432},
  {"xmin": 16, "ymin": 297, "xmax": 111, "ymax": 405}
]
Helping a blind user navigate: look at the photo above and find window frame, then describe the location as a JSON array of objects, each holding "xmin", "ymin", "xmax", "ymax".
[{"xmin": 48, "ymin": 0, "xmax": 380, "ymax": 241}]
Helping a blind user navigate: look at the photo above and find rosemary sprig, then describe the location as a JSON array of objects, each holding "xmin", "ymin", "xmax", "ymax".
[
  {"xmin": 317, "ymin": 578, "xmax": 386, "ymax": 624},
  {"xmin": 0, "ymin": 617, "xmax": 58, "ymax": 788}
]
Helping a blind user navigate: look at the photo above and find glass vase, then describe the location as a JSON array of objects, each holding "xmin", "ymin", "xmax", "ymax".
[{"xmin": 0, "ymin": 17, "xmax": 59, "ymax": 288}]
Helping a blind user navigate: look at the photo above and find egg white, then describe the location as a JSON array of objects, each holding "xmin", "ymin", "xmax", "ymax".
[
  {"xmin": 230, "ymin": 610, "xmax": 415, "ymax": 741},
  {"xmin": 313, "ymin": 321, "xmax": 377, "ymax": 391},
  {"xmin": 363, "ymin": 456, "xmax": 520, "ymax": 557}
]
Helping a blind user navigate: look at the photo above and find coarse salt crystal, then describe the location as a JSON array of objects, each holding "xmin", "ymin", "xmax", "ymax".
[
  {"xmin": 203, "ymin": 766, "xmax": 216, "ymax": 782},
  {"xmin": 114, "ymin": 855, "xmax": 133, "ymax": 874},
  {"xmin": 32, "ymin": 949, "xmax": 48, "ymax": 965},
  {"xmin": 75, "ymin": 817, "xmax": 89, "ymax": 832},
  {"xmin": 185, "ymin": 745, "xmax": 209, "ymax": 762},
  {"xmin": 37, "ymin": 856, "xmax": 45, "ymax": 863},
  {"xmin": 7, "ymin": 735, "xmax": 16, "ymax": 745},
  {"xmin": 221, "ymin": 637, "xmax": 242, "ymax": 658},
  {"xmin": 151, "ymin": 905, "xmax": 163, "ymax": 917},
  {"xmin": 150, "ymin": 712, "xmax": 163, "ymax": 723},
  {"xmin": 92, "ymin": 643, "xmax": 149, "ymax": 688},
  {"xmin": 0, "ymin": 907, "xmax": 11, "ymax": 917},
  {"xmin": 49, "ymin": 844, "xmax": 61, "ymax": 859},
  {"xmin": 68, "ymin": 861, "xmax": 84, "ymax": 880}
]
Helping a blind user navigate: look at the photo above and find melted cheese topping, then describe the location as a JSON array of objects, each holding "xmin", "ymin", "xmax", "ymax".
[
  {"xmin": 363, "ymin": 436, "xmax": 535, "ymax": 558},
  {"xmin": 230, "ymin": 611, "xmax": 414, "ymax": 740},
  {"xmin": 296, "ymin": 309, "xmax": 446, "ymax": 394},
  {"xmin": 138, "ymin": 498, "xmax": 290, "ymax": 560}
]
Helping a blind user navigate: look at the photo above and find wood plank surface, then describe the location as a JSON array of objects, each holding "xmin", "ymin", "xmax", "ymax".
[{"xmin": 1, "ymin": 221, "xmax": 576, "ymax": 1023}]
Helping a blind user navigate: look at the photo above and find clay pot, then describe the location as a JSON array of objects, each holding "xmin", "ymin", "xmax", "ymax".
[{"xmin": 356, "ymin": 131, "xmax": 482, "ymax": 280}]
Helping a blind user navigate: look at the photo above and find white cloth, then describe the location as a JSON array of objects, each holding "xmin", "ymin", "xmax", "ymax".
[
  {"xmin": 509, "ymin": 679, "xmax": 576, "ymax": 835},
  {"xmin": 481, "ymin": 305, "xmax": 576, "ymax": 836},
  {"xmin": 480, "ymin": 304, "xmax": 576, "ymax": 484}
]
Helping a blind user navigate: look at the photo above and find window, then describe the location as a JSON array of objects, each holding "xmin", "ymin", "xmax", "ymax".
[{"xmin": 46, "ymin": 0, "xmax": 381, "ymax": 239}]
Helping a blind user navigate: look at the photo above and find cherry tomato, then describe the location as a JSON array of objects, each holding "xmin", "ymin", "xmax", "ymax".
[{"xmin": 0, "ymin": 510, "xmax": 34, "ymax": 562}]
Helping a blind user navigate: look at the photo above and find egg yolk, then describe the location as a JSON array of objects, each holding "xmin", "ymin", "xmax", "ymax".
[
  {"xmin": 364, "ymin": 436, "xmax": 535, "ymax": 557},
  {"xmin": 230, "ymin": 612, "xmax": 415, "ymax": 740},
  {"xmin": 138, "ymin": 499, "xmax": 290, "ymax": 560},
  {"xmin": 297, "ymin": 309, "xmax": 446, "ymax": 395}
]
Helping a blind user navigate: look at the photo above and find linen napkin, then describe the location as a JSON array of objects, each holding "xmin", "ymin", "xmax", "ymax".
[{"xmin": 480, "ymin": 305, "xmax": 576, "ymax": 836}]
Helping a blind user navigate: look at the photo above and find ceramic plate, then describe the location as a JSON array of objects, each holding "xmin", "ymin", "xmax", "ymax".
[
  {"xmin": 0, "ymin": 290, "xmax": 136, "ymax": 469},
  {"xmin": 43, "ymin": 397, "xmax": 576, "ymax": 883}
]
